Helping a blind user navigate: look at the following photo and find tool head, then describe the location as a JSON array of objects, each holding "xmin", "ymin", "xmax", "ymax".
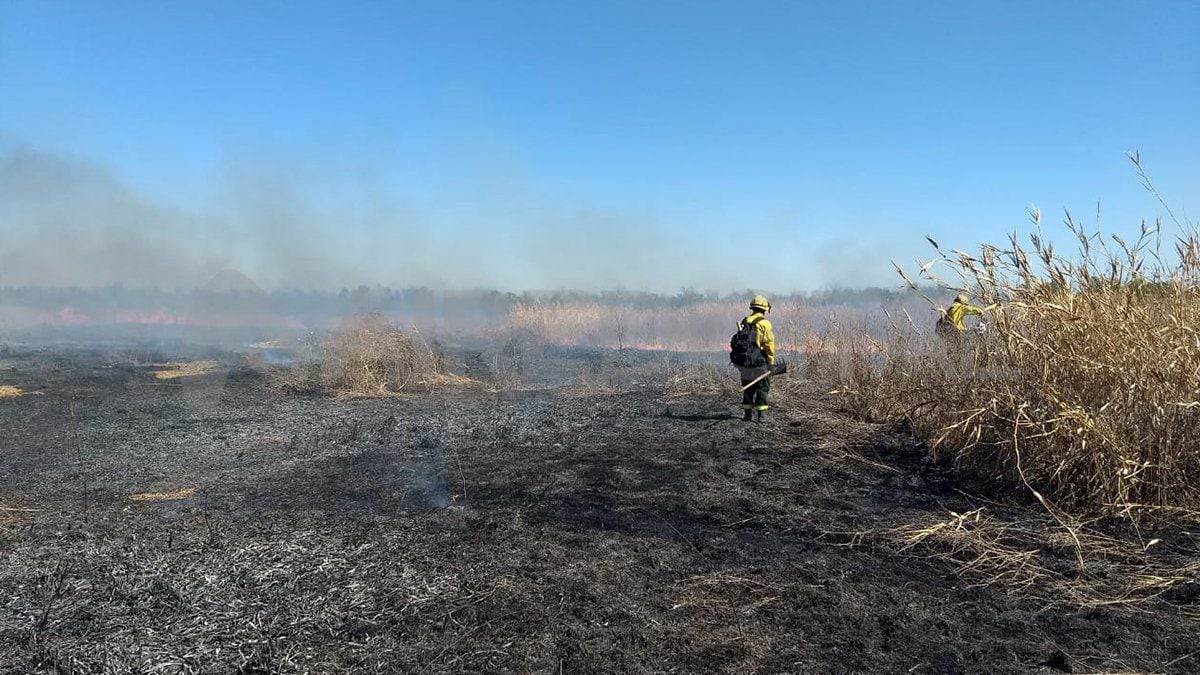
[{"xmin": 772, "ymin": 359, "xmax": 789, "ymax": 375}]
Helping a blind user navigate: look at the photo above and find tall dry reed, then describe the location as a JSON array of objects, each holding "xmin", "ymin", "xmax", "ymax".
[{"xmin": 822, "ymin": 156, "xmax": 1200, "ymax": 515}]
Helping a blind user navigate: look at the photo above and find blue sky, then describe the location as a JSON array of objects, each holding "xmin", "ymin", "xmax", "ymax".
[{"xmin": 1, "ymin": 0, "xmax": 1197, "ymax": 291}]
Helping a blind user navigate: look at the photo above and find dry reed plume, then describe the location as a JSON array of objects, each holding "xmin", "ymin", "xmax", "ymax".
[{"xmin": 820, "ymin": 155, "xmax": 1200, "ymax": 517}]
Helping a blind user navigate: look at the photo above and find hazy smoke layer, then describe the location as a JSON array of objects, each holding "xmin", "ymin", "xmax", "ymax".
[
  {"xmin": 1, "ymin": 146, "xmax": 215, "ymax": 288},
  {"xmin": 1, "ymin": 142, "xmax": 898, "ymax": 292},
  {"xmin": 0, "ymin": 144, "xmax": 377, "ymax": 290}
]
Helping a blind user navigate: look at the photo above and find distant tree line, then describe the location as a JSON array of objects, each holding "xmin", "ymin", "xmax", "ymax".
[{"xmin": 0, "ymin": 284, "xmax": 929, "ymax": 318}]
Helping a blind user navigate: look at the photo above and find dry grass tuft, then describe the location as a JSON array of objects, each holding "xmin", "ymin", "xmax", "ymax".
[
  {"xmin": 319, "ymin": 316, "xmax": 427, "ymax": 396},
  {"xmin": 129, "ymin": 488, "xmax": 197, "ymax": 502},
  {"xmin": 0, "ymin": 501, "xmax": 38, "ymax": 527},
  {"xmin": 559, "ymin": 372, "xmax": 626, "ymax": 398},
  {"xmin": 661, "ymin": 358, "xmax": 737, "ymax": 400},
  {"xmin": 151, "ymin": 361, "xmax": 221, "ymax": 380},
  {"xmin": 265, "ymin": 314, "xmax": 467, "ymax": 398},
  {"xmin": 898, "ymin": 508, "xmax": 1048, "ymax": 593},
  {"xmin": 0, "ymin": 385, "xmax": 24, "ymax": 399}
]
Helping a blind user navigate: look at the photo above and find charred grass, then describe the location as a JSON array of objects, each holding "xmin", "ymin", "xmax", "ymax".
[{"xmin": 0, "ymin": 345, "xmax": 1196, "ymax": 673}]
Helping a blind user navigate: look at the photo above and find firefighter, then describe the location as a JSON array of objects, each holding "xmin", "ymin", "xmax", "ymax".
[
  {"xmin": 938, "ymin": 292, "xmax": 984, "ymax": 335},
  {"xmin": 733, "ymin": 295, "xmax": 776, "ymax": 423}
]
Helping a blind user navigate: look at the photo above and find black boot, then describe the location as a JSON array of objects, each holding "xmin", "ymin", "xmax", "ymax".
[
  {"xmin": 742, "ymin": 409, "xmax": 754, "ymax": 422},
  {"xmin": 755, "ymin": 409, "xmax": 767, "ymax": 424}
]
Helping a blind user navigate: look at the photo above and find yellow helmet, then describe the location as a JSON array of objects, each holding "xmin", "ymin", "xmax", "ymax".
[
  {"xmin": 750, "ymin": 294, "xmax": 771, "ymax": 312},
  {"xmin": 955, "ymin": 293, "xmax": 969, "ymax": 304}
]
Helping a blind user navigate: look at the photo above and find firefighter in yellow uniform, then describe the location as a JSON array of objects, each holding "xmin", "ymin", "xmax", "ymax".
[
  {"xmin": 938, "ymin": 292, "xmax": 984, "ymax": 334},
  {"xmin": 737, "ymin": 295, "xmax": 776, "ymax": 423}
]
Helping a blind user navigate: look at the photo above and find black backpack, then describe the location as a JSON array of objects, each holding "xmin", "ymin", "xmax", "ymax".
[{"xmin": 729, "ymin": 317, "xmax": 767, "ymax": 368}]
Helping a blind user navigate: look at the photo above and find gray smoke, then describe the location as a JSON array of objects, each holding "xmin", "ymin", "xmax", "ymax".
[
  {"xmin": 0, "ymin": 145, "xmax": 221, "ymax": 288},
  {"xmin": 0, "ymin": 141, "xmax": 904, "ymax": 292},
  {"xmin": 0, "ymin": 143, "xmax": 384, "ymax": 289}
]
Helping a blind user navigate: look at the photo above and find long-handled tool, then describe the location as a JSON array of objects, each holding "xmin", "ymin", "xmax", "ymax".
[{"xmin": 739, "ymin": 359, "xmax": 789, "ymax": 391}]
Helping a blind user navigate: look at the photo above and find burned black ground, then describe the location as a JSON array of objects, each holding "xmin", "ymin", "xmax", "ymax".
[{"xmin": 0, "ymin": 345, "xmax": 1196, "ymax": 674}]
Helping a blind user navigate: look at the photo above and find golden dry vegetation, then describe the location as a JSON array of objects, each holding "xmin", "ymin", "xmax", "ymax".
[
  {"xmin": 151, "ymin": 361, "xmax": 221, "ymax": 380},
  {"xmin": 816, "ymin": 160, "xmax": 1200, "ymax": 516},
  {"xmin": 267, "ymin": 314, "xmax": 469, "ymax": 398}
]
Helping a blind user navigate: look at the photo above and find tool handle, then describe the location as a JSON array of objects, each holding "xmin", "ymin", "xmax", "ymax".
[{"xmin": 739, "ymin": 370, "xmax": 772, "ymax": 392}]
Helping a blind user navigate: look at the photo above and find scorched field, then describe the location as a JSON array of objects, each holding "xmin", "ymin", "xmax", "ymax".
[{"xmin": 0, "ymin": 342, "xmax": 1196, "ymax": 674}]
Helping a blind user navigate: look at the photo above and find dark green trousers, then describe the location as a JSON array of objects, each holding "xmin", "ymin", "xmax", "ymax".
[{"xmin": 740, "ymin": 374, "xmax": 770, "ymax": 411}]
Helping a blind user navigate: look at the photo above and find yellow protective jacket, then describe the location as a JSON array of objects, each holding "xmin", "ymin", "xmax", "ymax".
[
  {"xmin": 945, "ymin": 301, "xmax": 983, "ymax": 331},
  {"xmin": 742, "ymin": 312, "xmax": 775, "ymax": 365}
]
